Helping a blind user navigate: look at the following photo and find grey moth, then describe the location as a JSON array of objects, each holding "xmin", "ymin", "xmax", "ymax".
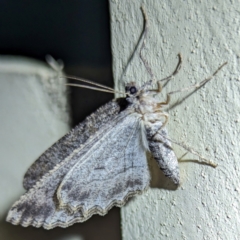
[{"xmin": 6, "ymin": 8, "xmax": 226, "ymax": 229}]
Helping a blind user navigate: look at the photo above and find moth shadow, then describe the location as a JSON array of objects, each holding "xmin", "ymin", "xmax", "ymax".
[
  {"xmin": 179, "ymin": 158, "xmax": 216, "ymax": 168},
  {"xmin": 147, "ymin": 153, "xmax": 178, "ymax": 191},
  {"xmin": 0, "ymin": 207, "xmax": 121, "ymax": 240}
]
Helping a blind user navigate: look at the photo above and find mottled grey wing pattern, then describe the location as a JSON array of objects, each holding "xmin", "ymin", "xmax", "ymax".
[
  {"xmin": 146, "ymin": 122, "xmax": 179, "ymax": 185},
  {"xmin": 7, "ymin": 113, "xmax": 150, "ymax": 229},
  {"xmin": 23, "ymin": 100, "xmax": 121, "ymax": 190}
]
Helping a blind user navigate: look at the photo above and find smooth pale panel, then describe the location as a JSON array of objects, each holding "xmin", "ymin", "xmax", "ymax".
[
  {"xmin": 110, "ymin": 0, "xmax": 240, "ymax": 239},
  {"xmin": 0, "ymin": 56, "xmax": 70, "ymax": 239}
]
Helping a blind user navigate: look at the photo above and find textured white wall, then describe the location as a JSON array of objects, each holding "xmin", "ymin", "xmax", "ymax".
[{"xmin": 110, "ymin": 0, "xmax": 240, "ymax": 239}]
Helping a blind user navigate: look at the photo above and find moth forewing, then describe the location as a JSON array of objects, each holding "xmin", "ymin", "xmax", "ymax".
[
  {"xmin": 7, "ymin": 107, "xmax": 150, "ymax": 229},
  {"xmin": 22, "ymin": 100, "xmax": 122, "ymax": 191}
]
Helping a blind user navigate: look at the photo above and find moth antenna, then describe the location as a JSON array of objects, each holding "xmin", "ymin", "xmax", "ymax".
[
  {"xmin": 168, "ymin": 62, "xmax": 227, "ymax": 95},
  {"xmin": 139, "ymin": 7, "xmax": 155, "ymax": 81},
  {"xmin": 63, "ymin": 75, "xmax": 116, "ymax": 92},
  {"xmin": 66, "ymin": 83, "xmax": 125, "ymax": 95},
  {"xmin": 118, "ymin": 6, "xmax": 149, "ymax": 85},
  {"xmin": 158, "ymin": 133, "xmax": 217, "ymax": 168},
  {"xmin": 139, "ymin": 19, "xmax": 183, "ymax": 91}
]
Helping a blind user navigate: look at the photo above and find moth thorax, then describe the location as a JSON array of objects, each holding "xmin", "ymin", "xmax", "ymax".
[{"xmin": 138, "ymin": 95, "xmax": 159, "ymax": 114}]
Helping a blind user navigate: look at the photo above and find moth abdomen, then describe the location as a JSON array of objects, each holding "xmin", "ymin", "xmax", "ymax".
[{"xmin": 146, "ymin": 125, "xmax": 180, "ymax": 185}]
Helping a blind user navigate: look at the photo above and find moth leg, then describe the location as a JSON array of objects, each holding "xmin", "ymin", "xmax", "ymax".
[
  {"xmin": 159, "ymin": 113, "xmax": 168, "ymax": 129},
  {"xmin": 153, "ymin": 133, "xmax": 217, "ymax": 168},
  {"xmin": 149, "ymin": 53, "xmax": 182, "ymax": 94},
  {"xmin": 144, "ymin": 112, "xmax": 168, "ymax": 124},
  {"xmin": 168, "ymin": 61, "xmax": 227, "ymax": 95},
  {"xmin": 149, "ymin": 81, "xmax": 163, "ymax": 93},
  {"xmin": 159, "ymin": 53, "xmax": 182, "ymax": 82},
  {"xmin": 153, "ymin": 117, "xmax": 168, "ymax": 140},
  {"xmin": 157, "ymin": 94, "xmax": 170, "ymax": 106},
  {"xmin": 144, "ymin": 112, "xmax": 169, "ymax": 140}
]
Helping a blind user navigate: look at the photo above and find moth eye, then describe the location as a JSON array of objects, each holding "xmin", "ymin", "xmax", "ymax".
[{"xmin": 130, "ymin": 86, "xmax": 137, "ymax": 94}]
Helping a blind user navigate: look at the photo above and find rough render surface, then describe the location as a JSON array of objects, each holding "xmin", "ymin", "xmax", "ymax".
[{"xmin": 110, "ymin": 0, "xmax": 240, "ymax": 239}]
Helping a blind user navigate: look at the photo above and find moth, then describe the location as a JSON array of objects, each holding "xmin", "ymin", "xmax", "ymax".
[{"xmin": 6, "ymin": 8, "xmax": 226, "ymax": 229}]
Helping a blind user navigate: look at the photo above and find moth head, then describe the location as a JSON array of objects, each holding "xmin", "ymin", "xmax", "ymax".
[
  {"xmin": 125, "ymin": 82, "xmax": 138, "ymax": 94},
  {"xmin": 125, "ymin": 82, "xmax": 140, "ymax": 103}
]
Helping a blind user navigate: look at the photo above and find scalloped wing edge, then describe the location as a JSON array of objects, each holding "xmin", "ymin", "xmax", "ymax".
[{"xmin": 7, "ymin": 187, "xmax": 149, "ymax": 229}]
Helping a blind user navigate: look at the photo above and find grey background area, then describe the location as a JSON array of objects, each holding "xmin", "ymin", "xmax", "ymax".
[{"xmin": 0, "ymin": 1, "xmax": 121, "ymax": 240}]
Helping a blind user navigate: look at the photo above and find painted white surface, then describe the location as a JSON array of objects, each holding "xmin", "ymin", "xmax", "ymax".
[{"xmin": 110, "ymin": 0, "xmax": 240, "ymax": 239}]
